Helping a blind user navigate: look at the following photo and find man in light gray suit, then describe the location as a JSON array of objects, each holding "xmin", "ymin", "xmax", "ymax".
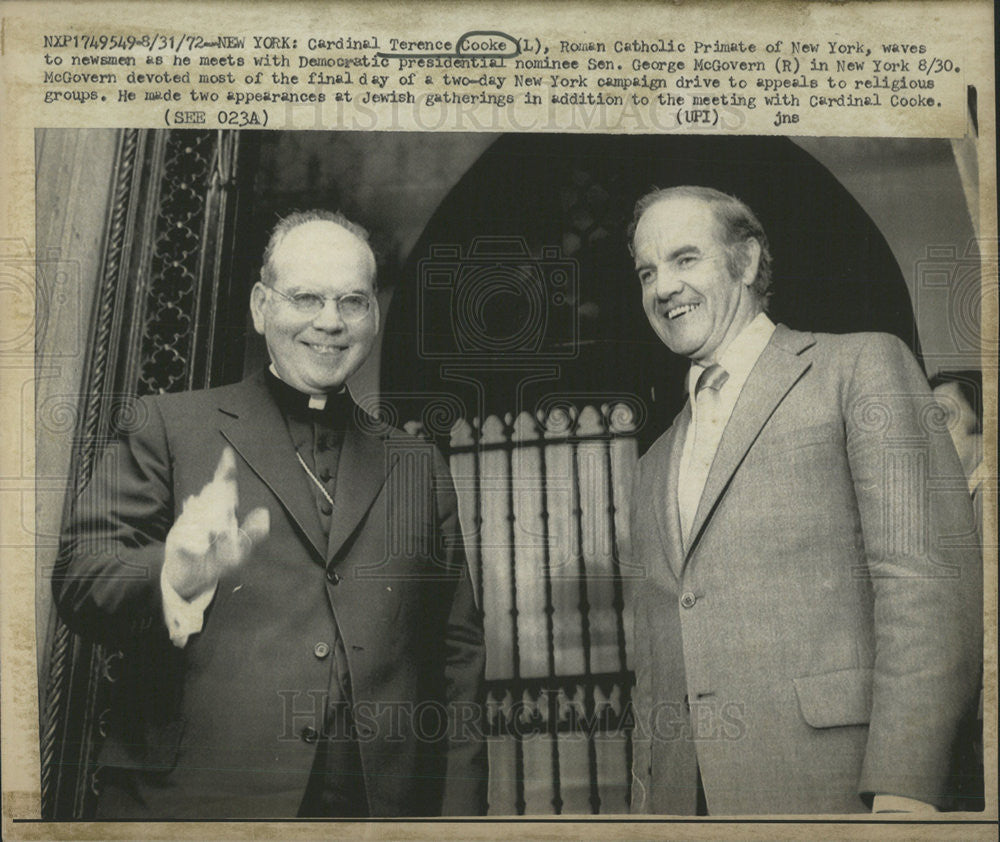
[{"xmin": 626, "ymin": 186, "xmax": 981, "ymax": 815}]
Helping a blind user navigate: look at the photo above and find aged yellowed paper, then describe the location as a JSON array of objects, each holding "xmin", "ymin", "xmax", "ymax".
[{"xmin": 2, "ymin": 1, "xmax": 995, "ymax": 839}]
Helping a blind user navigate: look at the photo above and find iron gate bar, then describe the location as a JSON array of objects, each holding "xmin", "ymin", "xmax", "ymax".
[
  {"xmin": 569, "ymin": 433, "xmax": 600, "ymax": 814},
  {"xmin": 501, "ymin": 414, "xmax": 527, "ymax": 815},
  {"xmin": 537, "ymin": 423, "xmax": 563, "ymax": 814},
  {"xmin": 603, "ymin": 430, "xmax": 633, "ymax": 809}
]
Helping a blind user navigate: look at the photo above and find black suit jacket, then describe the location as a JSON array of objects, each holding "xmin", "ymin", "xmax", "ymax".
[{"xmin": 54, "ymin": 371, "xmax": 487, "ymax": 817}]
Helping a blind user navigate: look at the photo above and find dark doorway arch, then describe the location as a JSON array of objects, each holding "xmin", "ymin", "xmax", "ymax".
[{"xmin": 382, "ymin": 133, "xmax": 915, "ymax": 444}]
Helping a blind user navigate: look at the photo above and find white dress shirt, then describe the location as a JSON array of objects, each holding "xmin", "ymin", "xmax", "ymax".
[{"xmin": 677, "ymin": 312, "xmax": 776, "ymax": 543}]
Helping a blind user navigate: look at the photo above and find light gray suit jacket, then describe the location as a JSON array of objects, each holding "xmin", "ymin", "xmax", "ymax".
[{"xmin": 628, "ymin": 326, "xmax": 981, "ymax": 814}]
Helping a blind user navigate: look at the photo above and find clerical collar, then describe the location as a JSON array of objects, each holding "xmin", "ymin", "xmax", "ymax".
[{"xmin": 264, "ymin": 366, "xmax": 354, "ymax": 426}]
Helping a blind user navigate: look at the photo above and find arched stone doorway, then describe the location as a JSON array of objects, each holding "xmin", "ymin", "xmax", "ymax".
[{"xmin": 39, "ymin": 129, "xmax": 920, "ymax": 817}]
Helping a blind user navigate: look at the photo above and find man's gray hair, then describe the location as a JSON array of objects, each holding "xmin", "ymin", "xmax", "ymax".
[
  {"xmin": 629, "ymin": 185, "xmax": 773, "ymax": 309},
  {"xmin": 260, "ymin": 209, "xmax": 377, "ymax": 288}
]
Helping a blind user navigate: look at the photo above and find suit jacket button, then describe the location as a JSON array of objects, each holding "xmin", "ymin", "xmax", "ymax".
[
  {"xmin": 301, "ymin": 726, "xmax": 319, "ymax": 743},
  {"xmin": 680, "ymin": 592, "xmax": 697, "ymax": 609},
  {"xmin": 320, "ymin": 502, "xmax": 333, "ymax": 516},
  {"xmin": 326, "ymin": 569, "xmax": 341, "ymax": 585},
  {"xmin": 314, "ymin": 642, "xmax": 331, "ymax": 659},
  {"xmin": 320, "ymin": 468, "xmax": 332, "ymax": 482}
]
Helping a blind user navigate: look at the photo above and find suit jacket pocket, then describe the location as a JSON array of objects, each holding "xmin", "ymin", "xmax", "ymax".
[{"xmin": 793, "ymin": 668, "xmax": 873, "ymax": 728}]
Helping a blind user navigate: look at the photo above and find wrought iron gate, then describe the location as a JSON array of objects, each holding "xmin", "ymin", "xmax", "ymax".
[{"xmin": 441, "ymin": 401, "xmax": 641, "ymax": 814}]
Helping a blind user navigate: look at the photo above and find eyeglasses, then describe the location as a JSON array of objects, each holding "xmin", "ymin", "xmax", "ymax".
[{"xmin": 266, "ymin": 287, "xmax": 373, "ymax": 322}]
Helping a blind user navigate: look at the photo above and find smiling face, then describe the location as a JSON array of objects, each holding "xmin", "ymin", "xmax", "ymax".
[
  {"xmin": 250, "ymin": 220, "xmax": 379, "ymax": 394},
  {"xmin": 633, "ymin": 195, "xmax": 762, "ymax": 364}
]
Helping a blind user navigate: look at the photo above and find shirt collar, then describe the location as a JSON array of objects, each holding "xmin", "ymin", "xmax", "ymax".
[
  {"xmin": 268, "ymin": 363, "xmax": 348, "ymax": 410},
  {"xmin": 687, "ymin": 312, "xmax": 776, "ymax": 400}
]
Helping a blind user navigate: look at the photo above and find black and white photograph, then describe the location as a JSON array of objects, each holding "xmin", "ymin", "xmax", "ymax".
[
  {"xmin": 1, "ymin": 1, "xmax": 995, "ymax": 839},
  {"xmin": 32, "ymin": 128, "xmax": 988, "ymax": 819}
]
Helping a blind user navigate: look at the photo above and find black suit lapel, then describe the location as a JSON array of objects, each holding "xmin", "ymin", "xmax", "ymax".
[
  {"xmin": 326, "ymin": 423, "xmax": 396, "ymax": 562},
  {"xmin": 216, "ymin": 374, "xmax": 328, "ymax": 561}
]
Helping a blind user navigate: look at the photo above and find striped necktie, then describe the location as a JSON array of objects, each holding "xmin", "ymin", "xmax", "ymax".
[
  {"xmin": 696, "ymin": 363, "xmax": 730, "ymax": 398},
  {"xmin": 679, "ymin": 364, "xmax": 730, "ymax": 544}
]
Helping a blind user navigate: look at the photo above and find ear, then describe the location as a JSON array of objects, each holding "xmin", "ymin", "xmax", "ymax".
[
  {"xmin": 249, "ymin": 282, "xmax": 268, "ymax": 336},
  {"xmin": 371, "ymin": 292, "xmax": 381, "ymax": 335},
  {"xmin": 739, "ymin": 239, "xmax": 762, "ymax": 288}
]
